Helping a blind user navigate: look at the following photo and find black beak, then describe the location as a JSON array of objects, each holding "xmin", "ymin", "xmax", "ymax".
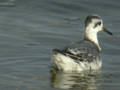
[{"xmin": 102, "ymin": 27, "xmax": 113, "ymax": 35}]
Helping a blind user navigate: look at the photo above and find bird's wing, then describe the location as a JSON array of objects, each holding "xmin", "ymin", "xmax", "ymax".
[{"xmin": 63, "ymin": 41, "xmax": 98, "ymax": 62}]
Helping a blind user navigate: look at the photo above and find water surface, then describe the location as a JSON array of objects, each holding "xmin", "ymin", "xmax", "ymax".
[{"xmin": 0, "ymin": 0, "xmax": 119, "ymax": 90}]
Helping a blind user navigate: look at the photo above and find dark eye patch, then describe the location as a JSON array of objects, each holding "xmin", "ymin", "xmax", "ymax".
[{"xmin": 94, "ymin": 22, "xmax": 101, "ymax": 28}]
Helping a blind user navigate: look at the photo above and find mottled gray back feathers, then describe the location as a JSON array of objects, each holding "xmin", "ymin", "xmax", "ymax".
[{"xmin": 60, "ymin": 40, "xmax": 100, "ymax": 62}]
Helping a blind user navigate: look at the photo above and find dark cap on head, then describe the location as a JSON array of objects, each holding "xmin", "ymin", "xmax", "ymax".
[{"xmin": 85, "ymin": 15, "xmax": 101, "ymax": 27}]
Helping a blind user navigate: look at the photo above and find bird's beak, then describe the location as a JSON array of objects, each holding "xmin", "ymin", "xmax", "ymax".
[{"xmin": 102, "ymin": 27, "xmax": 113, "ymax": 35}]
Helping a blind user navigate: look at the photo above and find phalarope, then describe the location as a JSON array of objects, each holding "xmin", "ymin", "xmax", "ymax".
[{"xmin": 51, "ymin": 15, "xmax": 112, "ymax": 72}]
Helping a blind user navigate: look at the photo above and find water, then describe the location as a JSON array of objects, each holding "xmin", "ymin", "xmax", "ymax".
[{"xmin": 0, "ymin": 0, "xmax": 119, "ymax": 90}]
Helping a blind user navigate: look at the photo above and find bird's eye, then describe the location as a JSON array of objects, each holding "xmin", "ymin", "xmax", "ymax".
[
  {"xmin": 94, "ymin": 21, "xmax": 101, "ymax": 28},
  {"xmin": 98, "ymin": 22, "xmax": 101, "ymax": 25}
]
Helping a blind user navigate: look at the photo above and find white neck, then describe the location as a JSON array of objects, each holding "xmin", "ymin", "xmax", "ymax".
[{"xmin": 84, "ymin": 28, "xmax": 101, "ymax": 51}]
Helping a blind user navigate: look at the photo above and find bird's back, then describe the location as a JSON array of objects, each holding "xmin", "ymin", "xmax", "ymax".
[{"xmin": 60, "ymin": 40, "xmax": 100, "ymax": 62}]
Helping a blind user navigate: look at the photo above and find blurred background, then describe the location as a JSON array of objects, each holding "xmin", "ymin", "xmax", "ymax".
[{"xmin": 0, "ymin": 0, "xmax": 119, "ymax": 90}]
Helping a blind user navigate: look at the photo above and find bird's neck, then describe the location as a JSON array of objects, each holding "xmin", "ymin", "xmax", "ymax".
[{"xmin": 84, "ymin": 28, "xmax": 101, "ymax": 51}]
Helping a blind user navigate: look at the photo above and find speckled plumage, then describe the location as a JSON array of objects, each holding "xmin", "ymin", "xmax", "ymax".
[{"xmin": 54, "ymin": 40, "xmax": 99, "ymax": 62}]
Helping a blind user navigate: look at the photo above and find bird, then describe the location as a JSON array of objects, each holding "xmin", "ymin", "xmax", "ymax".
[{"xmin": 51, "ymin": 15, "xmax": 112, "ymax": 72}]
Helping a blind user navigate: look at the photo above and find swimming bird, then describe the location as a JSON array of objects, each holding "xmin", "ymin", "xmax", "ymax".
[{"xmin": 51, "ymin": 15, "xmax": 112, "ymax": 72}]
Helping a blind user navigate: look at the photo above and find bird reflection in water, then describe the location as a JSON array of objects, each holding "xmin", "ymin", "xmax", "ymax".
[{"xmin": 50, "ymin": 68, "xmax": 102, "ymax": 90}]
